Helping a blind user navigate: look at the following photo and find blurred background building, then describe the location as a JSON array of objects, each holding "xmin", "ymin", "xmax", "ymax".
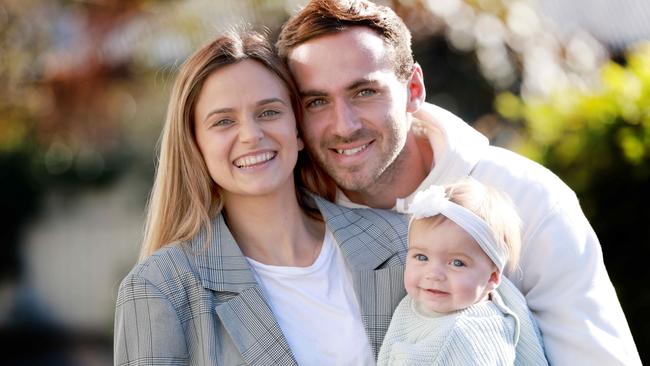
[{"xmin": 1, "ymin": 0, "xmax": 648, "ymax": 364}]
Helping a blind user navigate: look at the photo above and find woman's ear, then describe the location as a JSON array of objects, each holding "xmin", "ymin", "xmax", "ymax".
[
  {"xmin": 487, "ymin": 269, "xmax": 502, "ymax": 291},
  {"xmin": 406, "ymin": 63, "xmax": 426, "ymax": 113}
]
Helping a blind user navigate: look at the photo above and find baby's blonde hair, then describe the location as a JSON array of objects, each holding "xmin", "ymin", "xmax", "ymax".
[{"xmin": 413, "ymin": 178, "xmax": 522, "ymax": 273}]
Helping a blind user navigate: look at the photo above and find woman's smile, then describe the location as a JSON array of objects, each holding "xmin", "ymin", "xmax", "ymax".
[{"xmin": 233, "ymin": 150, "xmax": 277, "ymax": 169}]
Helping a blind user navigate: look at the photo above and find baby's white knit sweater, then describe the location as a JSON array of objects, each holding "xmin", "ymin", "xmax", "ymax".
[{"xmin": 378, "ymin": 294, "xmax": 517, "ymax": 366}]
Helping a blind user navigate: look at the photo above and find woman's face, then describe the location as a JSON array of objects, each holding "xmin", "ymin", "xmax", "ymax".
[{"xmin": 193, "ymin": 59, "xmax": 302, "ymax": 199}]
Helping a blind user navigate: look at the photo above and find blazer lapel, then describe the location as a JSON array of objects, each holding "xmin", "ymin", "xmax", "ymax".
[
  {"xmin": 215, "ymin": 287, "xmax": 297, "ymax": 366},
  {"xmin": 190, "ymin": 214, "xmax": 297, "ymax": 366},
  {"xmin": 352, "ymin": 266, "xmax": 406, "ymax": 357},
  {"xmin": 314, "ymin": 196, "xmax": 409, "ymax": 357}
]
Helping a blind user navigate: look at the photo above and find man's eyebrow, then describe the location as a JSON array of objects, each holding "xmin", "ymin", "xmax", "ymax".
[
  {"xmin": 346, "ymin": 78, "xmax": 379, "ymax": 91},
  {"xmin": 299, "ymin": 90, "xmax": 328, "ymax": 98},
  {"xmin": 299, "ymin": 78, "xmax": 380, "ymax": 98}
]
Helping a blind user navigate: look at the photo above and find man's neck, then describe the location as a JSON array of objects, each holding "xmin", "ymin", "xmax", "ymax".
[{"xmin": 342, "ymin": 133, "xmax": 433, "ymax": 209}]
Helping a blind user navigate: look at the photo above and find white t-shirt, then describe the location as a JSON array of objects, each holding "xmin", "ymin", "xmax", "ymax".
[{"xmin": 246, "ymin": 230, "xmax": 375, "ymax": 366}]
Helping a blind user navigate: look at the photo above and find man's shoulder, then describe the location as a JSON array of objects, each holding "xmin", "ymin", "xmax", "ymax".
[
  {"xmin": 316, "ymin": 194, "xmax": 408, "ymax": 228},
  {"xmin": 471, "ymin": 146, "xmax": 577, "ymax": 204},
  {"xmin": 315, "ymin": 196, "xmax": 409, "ymax": 264}
]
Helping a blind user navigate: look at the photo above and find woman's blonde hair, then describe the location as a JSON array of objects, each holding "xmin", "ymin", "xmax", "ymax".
[
  {"xmin": 414, "ymin": 178, "xmax": 522, "ymax": 272},
  {"xmin": 139, "ymin": 28, "xmax": 333, "ymax": 260}
]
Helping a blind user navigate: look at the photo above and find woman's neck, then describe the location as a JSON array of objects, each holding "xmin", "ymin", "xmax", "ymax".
[{"xmin": 223, "ymin": 187, "xmax": 325, "ymax": 267}]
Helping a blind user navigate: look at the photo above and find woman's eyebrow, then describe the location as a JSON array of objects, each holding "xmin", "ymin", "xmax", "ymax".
[
  {"xmin": 257, "ymin": 97, "xmax": 287, "ymax": 106},
  {"xmin": 203, "ymin": 107, "xmax": 233, "ymax": 123},
  {"xmin": 203, "ymin": 98, "xmax": 287, "ymax": 123}
]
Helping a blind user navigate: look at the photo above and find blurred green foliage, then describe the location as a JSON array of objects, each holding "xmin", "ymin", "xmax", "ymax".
[
  {"xmin": 497, "ymin": 42, "xmax": 650, "ymax": 357},
  {"xmin": 496, "ymin": 42, "xmax": 650, "ymax": 208}
]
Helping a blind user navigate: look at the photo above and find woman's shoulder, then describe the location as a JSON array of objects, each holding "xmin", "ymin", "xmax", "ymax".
[{"xmin": 118, "ymin": 242, "xmax": 202, "ymax": 297}]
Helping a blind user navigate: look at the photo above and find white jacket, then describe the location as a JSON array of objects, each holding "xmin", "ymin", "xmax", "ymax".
[{"xmin": 337, "ymin": 103, "xmax": 641, "ymax": 365}]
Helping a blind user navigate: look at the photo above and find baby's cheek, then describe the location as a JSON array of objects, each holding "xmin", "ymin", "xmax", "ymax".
[
  {"xmin": 403, "ymin": 266, "xmax": 420, "ymax": 297},
  {"xmin": 457, "ymin": 275, "xmax": 487, "ymax": 298}
]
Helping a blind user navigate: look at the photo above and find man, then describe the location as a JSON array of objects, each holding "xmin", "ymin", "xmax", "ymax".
[{"xmin": 277, "ymin": 0, "xmax": 641, "ymax": 364}]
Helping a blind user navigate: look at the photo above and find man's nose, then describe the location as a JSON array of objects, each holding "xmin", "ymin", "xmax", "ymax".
[{"xmin": 332, "ymin": 100, "xmax": 362, "ymax": 136}]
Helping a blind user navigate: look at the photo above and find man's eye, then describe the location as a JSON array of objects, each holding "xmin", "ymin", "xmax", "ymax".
[
  {"xmin": 306, "ymin": 98, "xmax": 327, "ymax": 109},
  {"xmin": 450, "ymin": 259, "xmax": 465, "ymax": 267},
  {"xmin": 259, "ymin": 109, "xmax": 280, "ymax": 119},
  {"xmin": 414, "ymin": 254, "xmax": 428, "ymax": 262},
  {"xmin": 357, "ymin": 89, "xmax": 376, "ymax": 97}
]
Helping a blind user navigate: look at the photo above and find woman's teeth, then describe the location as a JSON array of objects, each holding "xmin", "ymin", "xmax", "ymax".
[{"xmin": 234, "ymin": 151, "xmax": 276, "ymax": 168}]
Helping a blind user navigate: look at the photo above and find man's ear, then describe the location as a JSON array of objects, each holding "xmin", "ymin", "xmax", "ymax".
[
  {"xmin": 406, "ymin": 63, "xmax": 426, "ymax": 113},
  {"xmin": 487, "ymin": 269, "xmax": 502, "ymax": 291},
  {"xmin": 297, "ymin": 135, "xmax": 304, "ymax": 151}
]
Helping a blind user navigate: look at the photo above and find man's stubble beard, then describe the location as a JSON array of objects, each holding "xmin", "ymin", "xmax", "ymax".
[{"xmin": 310, "ymin": 121, "xmax": 410, "ymax": 194}]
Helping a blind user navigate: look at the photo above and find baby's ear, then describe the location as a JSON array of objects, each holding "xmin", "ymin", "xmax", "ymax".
[{"xmin": 487, "ymin": 269, "xmax": 502, "ymax": 291}]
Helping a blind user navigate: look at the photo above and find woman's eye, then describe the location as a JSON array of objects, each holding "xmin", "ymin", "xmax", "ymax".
[
  {"xmin": 414, "ymin": 254, "xmax": 428, "ymax": 262},
  {"xmin": 450, "ymin": 259, "xmax": 465, "ymax": 267},
  {"xmin": 259, "ymin": 109, "xmax": 280, "ymax": 119},
  {"xmin": 213, "ymin": 118, "xmax": 234, "ymax": 127}
]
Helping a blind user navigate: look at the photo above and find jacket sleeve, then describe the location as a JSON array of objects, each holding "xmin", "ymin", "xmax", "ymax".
[
  {"xmin": 114, "ymin": 273, "xmax": 189, "ymax": 366},
  {"xmin": 518, "ymin": 198, "xmax": 641, "ymax": 365}
]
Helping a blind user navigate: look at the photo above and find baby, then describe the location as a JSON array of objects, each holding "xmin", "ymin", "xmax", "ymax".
[{"xmin": 378, "ymin": 178, "xmax": 547, "ymax": 365}]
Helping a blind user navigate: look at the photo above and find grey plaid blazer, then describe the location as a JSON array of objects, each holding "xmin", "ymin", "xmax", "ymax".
[{"xmin": 114, "ymin": 196, "xmax": 408, "ymax": 366}]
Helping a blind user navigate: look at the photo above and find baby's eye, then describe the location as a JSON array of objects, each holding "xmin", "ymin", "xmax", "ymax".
[
  {"xmin": 450, "ymin": 259, "xmax": 465, "ymax": 267},
  {"xmin": 414, "ymin": 254, "xmax": 428, "ymax": 262}
]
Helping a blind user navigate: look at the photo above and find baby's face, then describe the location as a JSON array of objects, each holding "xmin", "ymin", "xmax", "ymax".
[{"xmin": 405, "ymin": 217, "xmax": 499, "ymax": 314}]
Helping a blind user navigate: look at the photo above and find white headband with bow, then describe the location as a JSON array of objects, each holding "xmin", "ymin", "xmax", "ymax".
[{"xmin": 408, "ymin": 185, "xmax": 508, "ymax": 272}]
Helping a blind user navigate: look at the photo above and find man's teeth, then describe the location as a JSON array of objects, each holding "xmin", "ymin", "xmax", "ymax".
[
  {"xmin": 234, "ymin": 152, "xmax": 275, "ymax": 168},
  {"xmin": 336, "ymin": 144, "xmax": 368, "ymax": 155}
]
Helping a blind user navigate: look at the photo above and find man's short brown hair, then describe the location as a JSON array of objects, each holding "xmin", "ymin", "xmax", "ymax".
[{"xmin": 277, "ymin": 0, "xmax": 414, "ymax": 81}]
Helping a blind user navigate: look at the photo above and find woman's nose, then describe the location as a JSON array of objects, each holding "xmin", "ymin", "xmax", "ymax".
[{"xmin": 239, "ymin": 118, "xmax": 264, "ymax": 144}]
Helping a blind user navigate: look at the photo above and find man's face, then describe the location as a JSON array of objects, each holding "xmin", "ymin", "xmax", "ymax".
[{"xmin": 287, "ymin": 27, "xmax": 417, "ymax": 192}]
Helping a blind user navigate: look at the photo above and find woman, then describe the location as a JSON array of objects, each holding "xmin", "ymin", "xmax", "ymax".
[{"xmin": 114, "ymin": 29, "xmax": 408, "ymax": 365}]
